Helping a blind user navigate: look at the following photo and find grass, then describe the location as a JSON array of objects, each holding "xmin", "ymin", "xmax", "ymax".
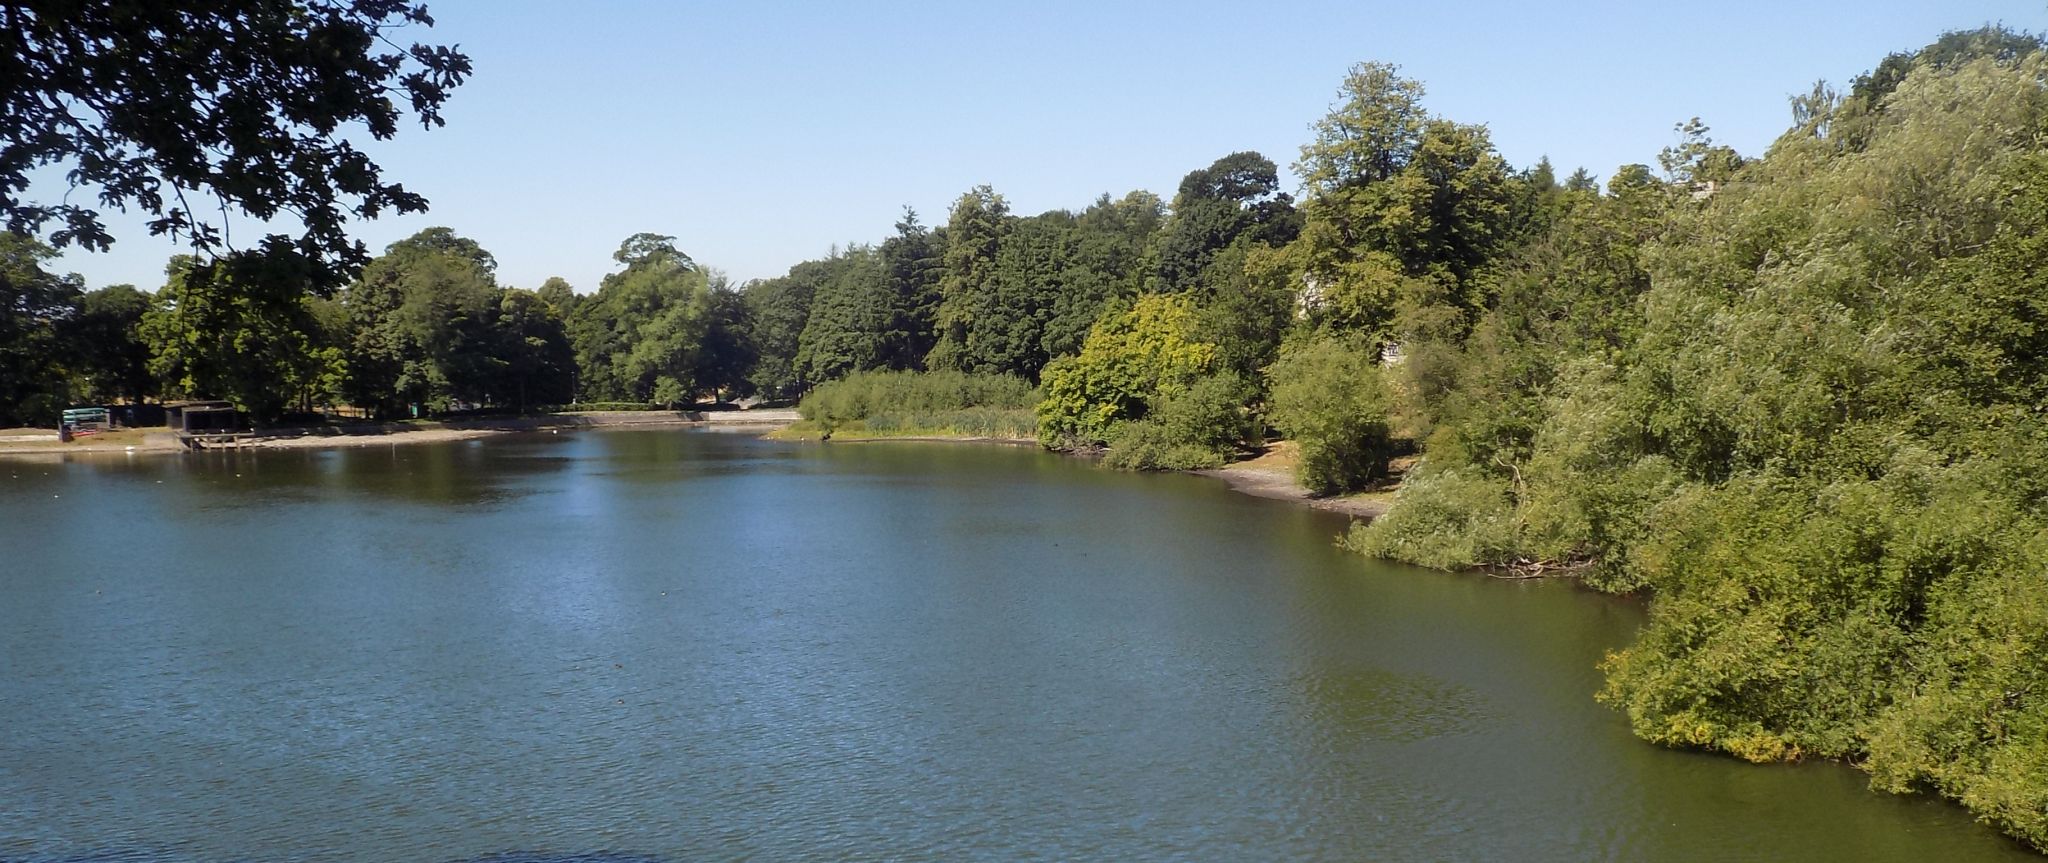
[{"xmin": 768, "ymin": 413, "xmax": 1038, "ymax": 442}]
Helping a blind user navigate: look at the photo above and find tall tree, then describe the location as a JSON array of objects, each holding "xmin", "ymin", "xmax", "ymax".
[
  {"xmin": 740, "ymin": 268, "xmax": 821, "ymax": 401},
  {"xmin": 535, "ymin": 276, "xmax": 577, "ymax": 317},
  {"xmin": 142, "ymin": 251, "xmax": 332, "ymax": 423},
  {"xmin": 570, "ymin": 233, "xmax": 712, "ymax": 402},
  {"xmin": 0, "ymin": 232, "xmax": 82, "ymax": 425},
  {"xmin": 61, "ymin": 284, "xmax": 156, "ymax": 404},
  {"xmin": 485, "ymin": 288, "xmax": 575, "ymax": 412},
  {"xmin": 797, "ymin": 246, "xmax": 891, "ymax": 383},
  {"xmin": 877, "ymin": 207, "xmax": 945, "ymax": 370},
  {"xmin": 1156, "ymin": 152, "xmax": 1296, "ymax": 291},
  {"xmin": 340, "ymin": 227, "xmax": 504, "ymax": 415},
  {"xmin": 926, "ymin": 185, "xmax": 1013, "ymax": 372},
  {"xmin": 1288, "ymin": 63, "xmax": 1512, "ymax": 337},
  {"xmin": 693, "ymin": 274, "xmax": 756, "ymax": 402}
]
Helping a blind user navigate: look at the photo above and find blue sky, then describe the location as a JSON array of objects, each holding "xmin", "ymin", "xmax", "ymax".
[{"xmin": 44, "ymin": 0, "xmax": 2047, "ymax": 293}]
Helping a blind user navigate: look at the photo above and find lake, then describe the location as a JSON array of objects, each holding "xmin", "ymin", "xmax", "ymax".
[{"xmin": 0, "ymin": 430, "xmax": 2035, "ymax": 861}]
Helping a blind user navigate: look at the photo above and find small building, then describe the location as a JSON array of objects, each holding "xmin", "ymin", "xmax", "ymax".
[
  {"xmin": 109, "ymin": 403, "xmax": 167, "ymax": 428},
  {"xmin": 165, "ymin": 400, "xmax": 241, "ymax": 435}
]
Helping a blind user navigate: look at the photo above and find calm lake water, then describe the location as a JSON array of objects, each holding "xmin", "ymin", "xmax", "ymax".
[{"xmin": 0, "ymin": 430, "xmax": 2036, "ymax": 862}]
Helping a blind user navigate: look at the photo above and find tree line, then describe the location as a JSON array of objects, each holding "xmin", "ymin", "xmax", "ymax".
[{"xmin": 4, "ymin": 22, "xmax": 2046, "ymax": 850}]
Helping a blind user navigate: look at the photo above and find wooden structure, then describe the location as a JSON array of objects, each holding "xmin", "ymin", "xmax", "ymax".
[{"xmin": 165, "ymin": 400, "xmax": 249, "ymax": 450}]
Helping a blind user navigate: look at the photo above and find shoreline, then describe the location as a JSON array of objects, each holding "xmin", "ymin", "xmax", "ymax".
[
  {"xmin": 5, "ymin": 413, "xmax": 1384, "ymax": 523},
  {"xmin": 0, "ymin": 409, "xmax": 802, "ymax": 458},
  {"xmin": 782, "ymin": 429, "xmax": 1391, "ymax": 521},
  {"xmin": 1194, "ymin": 463, "xmax": 1392, "ymax": 520}
]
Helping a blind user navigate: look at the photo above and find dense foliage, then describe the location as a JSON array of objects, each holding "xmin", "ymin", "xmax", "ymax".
[
  {"xmin": 5, "ymin": 26, "xmax": 2047, "ymax": 849},
  {"xmin": 0, "ymin": 0, "xmax": 469, "ymax": 287},
  {"xmin": 796, "ymin": 369, "xmax": 1036, "ymax": 439},
  {"xmin": 1340, "ymin": 29, "xmax": 2048, "ymax": 850}
]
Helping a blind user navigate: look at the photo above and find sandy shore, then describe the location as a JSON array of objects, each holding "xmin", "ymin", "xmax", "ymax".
[
  {"xmin": 3, "ymin": 412, "xmax": 1389, "ymax": 522},
  {"xmin": 783, "ymin": 430, "xmax": 1394, "ymax": 520},
  {"xmin": 1194, "ymin": 443, "xmax": 1395, "ymax": 520},
  {"xmin": 0, "ymin": 409, "xmax": 803, "ymax": 458}
]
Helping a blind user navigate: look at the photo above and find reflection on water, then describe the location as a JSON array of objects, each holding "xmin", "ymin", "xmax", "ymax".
[{"xmin": 0, "ymin": 431, "xmax": 2036, "ymax": 862}]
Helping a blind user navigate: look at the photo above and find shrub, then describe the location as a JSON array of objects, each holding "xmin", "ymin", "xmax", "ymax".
[
  {"xmin": 1036, "ymin": 294, "xmax": 1218, "ymax": 448},
  {"xmin": 798, "ymin": 370, "xmax": 1038, "ymax": 437},
  {"xmin": 1265, "ymin": 334, "xmax": 1396, "ymax": 494},
  {"xmin": 1343, "ymin": 465, "xmax": 1517, "ymax": 569},
  {"xmin": 1101, "ymin": 420, "xmax": 1227, "ymax": 470}
]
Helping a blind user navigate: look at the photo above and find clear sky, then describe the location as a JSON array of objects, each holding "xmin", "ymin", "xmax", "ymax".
[{"xmin": 43, "ymin": 0, "xmax": 2047, "ymax": 293}]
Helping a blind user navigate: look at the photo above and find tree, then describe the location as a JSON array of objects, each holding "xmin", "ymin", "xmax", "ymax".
[
  {"xmin": 797, "ymin": 246, "xmax": 891, "ymax": 383},
  {"xmin": 142, "ymin": 251, "xmax": 331, "ymax": 423},
  {"xmin": 1287, "ymin": 64, "xmax": 1513, "ymax": 337},
  {"xmin": 1156, "ymin": 152, "xmax": 1297, "ymax": 291},
  {"xmin": 536, "ymin": 276, "xmax": 577, "ymax": 316},
  {"xmin": 0, "ymin": 1, "xmax": 471, "ymax": 287},
  {"xmin": 740, "ymin": 269, "xmax": 820, "ymax": 400},
  {"xmin": 926, "ymin": 185, "xmax": 1013, "ymax": 371},
  {"xmin": 693, "ymin": 276, "xmax": 756, "ymax": 401},
  {"xmin": 569, "ymin": 233, "xmax": 711, "ymax": 402},
  {"xmin": 1265, "ymin": 333, "xmax": 1396, "ymax": 494},
  {"xmin": 877, "ymin": 207, "xmax": 945, "ymax": 370},
  {"xmin": 1035, "ymin": 294, "xmax": 1217, "ymax": 447},
  {"xmin": 62, "ymin": 284, "xmax": 155, "ymax": 404},
  {"xmin": 484, "ymin": 288, "xmax": 575, "ymax": 412},
  {"xmin": 0, "ymin": 232, "xmax": 82, "ymax": 425},
  {"xmin": 340, "ymin": 227, "xmax": 503, "ymax": 415}
]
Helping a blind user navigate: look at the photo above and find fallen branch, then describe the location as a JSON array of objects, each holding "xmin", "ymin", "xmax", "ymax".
[{"xmin": 1481, "ymin": 557, "xmax": 1596, "ymax": 579}]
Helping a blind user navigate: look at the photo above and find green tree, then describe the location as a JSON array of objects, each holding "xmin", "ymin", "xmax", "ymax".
[
  {"xmin": 740, "ymin": 270, "xmax": 819, "ymax": 400},
  {"xmin": 0, "ymin": 232, "xmax": 82, "ymax": 425},
  {"xmin": 142, "ymin": 251, "xmax": 331, "ymax": 423},
  {"xmin": 1288, "ymin": 63, "xmax": 1513, "ymax": 337},
  {"xmin": 62, "ymin": 284, "xmax": 156, "ymax": 404},
  {"xmin": 926, "ymin": 185, "xmax": 1014, "ymax": 372},
  {"xmin": 340, "ymin": 227, "xmax": 505, "ymax": 415},
  {"xmin": 570, "ymin": 233, "xmax": 713, "ymax": 402},
  {"xmin": 1, "ymin": 1, "xmax": 470, "ymax": 287},
  {"xmin": 1035, "ymin": 294, "xmax": 1217, "ymax": 448},
  {"xmin": 797, "ymin": 246, "xmax": 891, "ymax": 382},
  {"xmin": 1265, "ymin": 334, "xmax": 1396, "ymax": 494},
  {"xmin": 485, "ymin": 288, "xmax": 576, "ymax": 411},
  {"xmin": 1342, "ymin": 34, "xmax": 2048, "ymax": 850},
  {"xmin": 535, "ymin": 276, "xmax": 577, "ymax": 317},
  {"xmin": 878, "ymin": 207, "xmax": 946, "ymax": 369},
  {"xmin": 1156, "ymin": 151, "xmax": 1298, "ymax": 291},
  {"xmin": 694, "ymin": 276, "xmax": 757, "ymax": 402}
]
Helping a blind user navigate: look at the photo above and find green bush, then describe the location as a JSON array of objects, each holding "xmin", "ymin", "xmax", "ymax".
[
  {"xmin": 1265, "ymin": 334, "xmax": 1396, "ymax": 494},
  {"xmin": 1100, "ymin": 373, "xmax": 1260, "ymax": 470},
  {"xmin": 1036, "ymin": 294, "xmax": 1218, "ymax": 448},
  {"xmin": 1102, "ymin": 420, "xmax": 1227, "ymax": 470},
  {"xmin": 798, "ymin": 370, "xmax": 1038, "ymax": 437},
  {"xmin": 1344, "ymin": 465, "xmax": 1518, "ymax": 570}
]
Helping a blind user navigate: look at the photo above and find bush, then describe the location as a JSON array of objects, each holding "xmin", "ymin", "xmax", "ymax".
[
  {"xmin": 1102, "ymin": 420, "xmax": 1225, "ymax": 470},
  {"xmin": 798, "ymin": 370, "xmax": 1038, "ymax": 438},
  {"xmin": 1036, "ymin": 294, "xmax": 1218, "ymax": 448},
  {"xmin": 1265, "ymin": 334, "xmax": 1396, "ymax": 494},
  {"xmin": 1343, "ymin": 465, "xmax": 1518, "ymax": 570},
  {"xmin": 1101, "ymin": 373, "xmax": 1260, "ymax": 470}
]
